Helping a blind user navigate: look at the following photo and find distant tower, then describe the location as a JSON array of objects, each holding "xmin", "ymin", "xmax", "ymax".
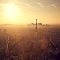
[
  {"xmin": 36, "ymin": 19, "xmax": 37, "ymax": 34},
  {"xmin": 36, "ymin": 19, "xmax": 37, "ymax": 29}
]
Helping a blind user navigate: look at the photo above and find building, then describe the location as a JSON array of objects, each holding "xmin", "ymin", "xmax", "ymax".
[{"xmin": 38, "ymin": 23, "xmax": 42, "ymax": 25}]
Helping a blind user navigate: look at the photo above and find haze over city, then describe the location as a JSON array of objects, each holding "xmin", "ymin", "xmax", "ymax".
[
  {"xmin": 0, "ymin": 0, "xmax": 60, "ymax": 24},
  {"xmin": 1, "ymin": 0, "xmax": 60, "ymax": 60}
]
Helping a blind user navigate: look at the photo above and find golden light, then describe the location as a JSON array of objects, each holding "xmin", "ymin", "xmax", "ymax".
[{"xmin": 4, "ymin": 3, "xmax": 18, "ymax": 19}]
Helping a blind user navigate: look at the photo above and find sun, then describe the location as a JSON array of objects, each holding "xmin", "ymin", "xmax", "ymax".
[{"xmin": 4, "ymin": 3, "xmax": 18, "ymax": 19}]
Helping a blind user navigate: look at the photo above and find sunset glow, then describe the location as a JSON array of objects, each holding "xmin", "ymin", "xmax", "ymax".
[
  {"xmin": 0, "ymin": 0, "xmax": 60, "ymax": 24},
  {"xmin": 4, "ymin": 3, "xmax": 18, "ymax": 19}
]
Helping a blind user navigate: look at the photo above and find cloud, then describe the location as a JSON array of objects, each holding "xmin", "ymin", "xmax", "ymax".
[
  {"xmin": 47, "ymin": 3, "xmax": 58, "ymax": 9},
  {"xmin": 51, "ymin": 4, "xmax": 57, "ymax": 9},
  {"xmin": 18, "ymin": 2, "xmax": 33, "ymax": 8},
  {"xmin": 19, "ymin": 2, "xmax": 39, "ymax": 10},
  {"xmin": 37, "ymin": 2, "xmax": 44, "ymax": 8},
  {"xmin": 12, "ymin": 0, "xmax": 39, "ymax": 11},
  {"xmin": 37, "ymin": 2, "xmax": 58, "ymax": 10}
]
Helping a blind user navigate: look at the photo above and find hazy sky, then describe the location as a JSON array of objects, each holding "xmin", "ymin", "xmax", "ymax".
[{"xmin": 0, "ymin": 0, "xmax": 60, "ymax": 24}]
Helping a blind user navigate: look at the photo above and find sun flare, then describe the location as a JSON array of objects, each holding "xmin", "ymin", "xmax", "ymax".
[{"xmin": 4, "ymin": 3, "xmax": 18, "ymax": 19}]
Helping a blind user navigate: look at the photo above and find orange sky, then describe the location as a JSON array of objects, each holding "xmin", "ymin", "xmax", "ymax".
[{"xmin": 0, "ymin": 0, "xmax": 60, "ymax": 24}]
